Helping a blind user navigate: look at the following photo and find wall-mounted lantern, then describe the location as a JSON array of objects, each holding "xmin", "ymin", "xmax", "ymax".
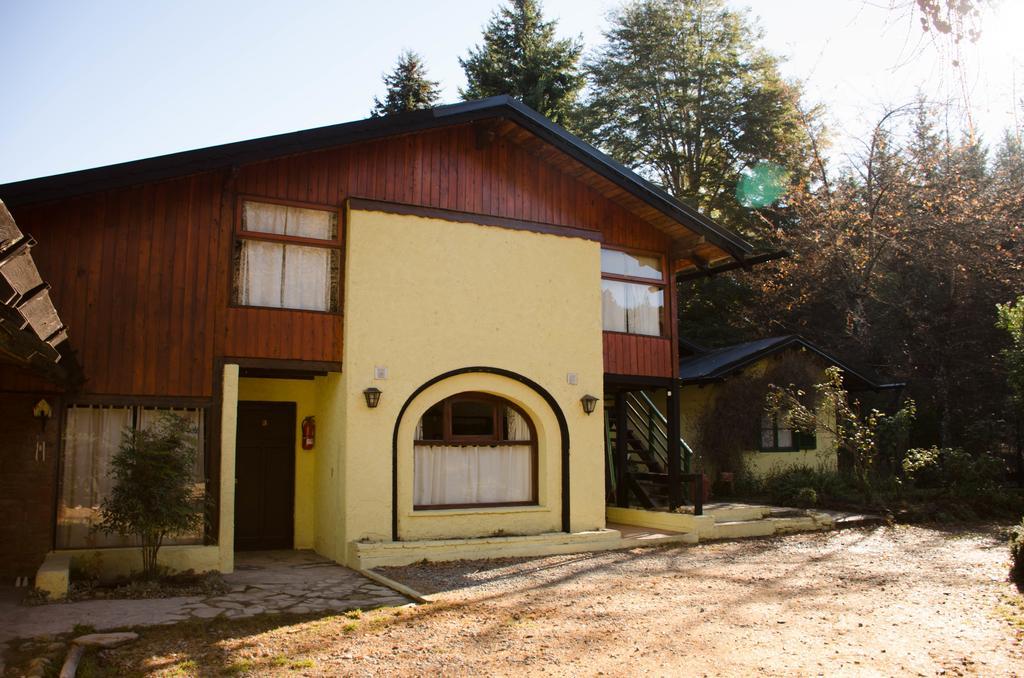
[
  {"xmin": 580, "ymin": 394, "xmax": 599, "ymax": 416},
  {"xmin": 33, "ymin": 398, "xmax": 51, "ymax": 431},
  {"xmin": 363, "ymin": 387, "xmax": 382, "ymax": 408}
]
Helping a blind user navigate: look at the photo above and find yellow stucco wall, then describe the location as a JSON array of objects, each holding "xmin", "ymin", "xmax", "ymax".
[
  {"xmin": 337, "ymin": 208, "xmax": 605, "ymax": 559},
  {"xmin": 313, "ymin": 372, "xmax": 345, "ymax": 560},
  {"xmin": 218, "ymin": 363, "xmax": 239, "ymax": 573}
]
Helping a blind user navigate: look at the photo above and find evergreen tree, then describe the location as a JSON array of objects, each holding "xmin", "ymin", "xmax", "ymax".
[
  {"xmin": 583, "ymin": 0, "xmax": 810, "ymax": 242},
  {"xmin": 459, "ymin": 0, "xmax": 584, "ymax": 126},
  {"xmin": 372, "ymin": 50, "xmax": 441, "ymax": 117}
]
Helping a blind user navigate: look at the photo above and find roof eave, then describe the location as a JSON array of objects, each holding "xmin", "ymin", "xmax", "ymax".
[{"xmin": 0, "ymin": 97, "xmax": 754, "ymax": 258}]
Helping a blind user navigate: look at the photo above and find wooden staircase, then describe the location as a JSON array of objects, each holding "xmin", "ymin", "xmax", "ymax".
[{"xmin": 605, "ymin": 390, "xmax": 702, "ymax": 513}]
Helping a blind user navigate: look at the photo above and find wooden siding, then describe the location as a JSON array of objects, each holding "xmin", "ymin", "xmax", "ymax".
[
  {"xmin": 603, "ymin": 332, "xmax": 675, "ymax": 378},
  {"xmin": 1, "ymin": 121, "xmax": 676, "ymax": 397}
]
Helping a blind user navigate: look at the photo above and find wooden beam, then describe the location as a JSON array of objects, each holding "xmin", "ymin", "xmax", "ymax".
[
  {"xmin": 615, "ymin": 389, "xmax": 629, "ymax": 509},
  {"xmin": 667, "ymin": 387, "xmax": 681, "ymax": 510}
]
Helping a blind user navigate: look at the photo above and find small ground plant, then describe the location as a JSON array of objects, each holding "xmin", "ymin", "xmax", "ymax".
[{"xmin": 1010, "ymin": 518, "xmax": 1024, "ymax": 582}]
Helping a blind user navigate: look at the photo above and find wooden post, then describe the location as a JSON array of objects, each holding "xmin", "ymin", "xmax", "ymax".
[
  {"xmin": 615, "ymin": 389, "xmax": 629, "ymax": 508},
  {"xmin": 667, "ymin": 386, "xmax": 681, "ymax": 510}
]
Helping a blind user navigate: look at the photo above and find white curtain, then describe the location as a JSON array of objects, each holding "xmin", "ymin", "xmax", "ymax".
[
  {"xmin": 625, "ymin": 283, "xmax": 662, "ymax": 336},
  {"xmin": 287, "ymin": 206, "xmax": 333, "ymax": 239},
  {"xmin": 601, "ymin": 281, "xmax": 627, "ymax": 332},
  {"xmin": 243, "ymin": 201, "xmax": 288, "ymax": 235},
  {"xmin": 58, "ymin": 407, "xmax": 133, "ymax": 548},
  {"xmin": 601, "ymin": 249, "xmax": 662, "ymax": 279},
  {"xmin": 761, "ymin": 412, "xmax": 794, "ymax": 449},
  {"xmin": 282, "ymin": 244, "xmax": 330, "ymax": 311},
  {"xmin": 239, "ymin": 240, "xmax": 283, "ymax": 308},
  {"xmin": 243, "ymin": 201, "xmax": 334, "ymax": 240},
  {"xmin": 602, "ymin": 280, "xmax": 662, "ymax": 336},
  {"xmin": 239, "ymin": 240, "xmax": 332, "ymax": 312},
  {"xmin": 505, "ymin": 407, "xmax": 531, "ymax": 441},
  {"xmin": 414, "ymin": 445, "xmax": 532, "ymax": 506},
  {"xmin": 58, "ymin": 406, "xmax": 205, "ymax": 548}
]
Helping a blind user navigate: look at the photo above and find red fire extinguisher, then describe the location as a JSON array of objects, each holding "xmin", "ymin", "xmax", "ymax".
[{"xmin": 301, "ymin": 416, "xmax": 316, "ymax": 450}]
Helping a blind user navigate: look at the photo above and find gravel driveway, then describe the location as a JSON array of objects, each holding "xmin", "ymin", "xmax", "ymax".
[
  {"xmin": 375, "ymin": 524, "xmax": 1023, "ymax": 676},
  {"xmin": 10, "ymin": 525, "xmax": 1021, "ymax": 676}
]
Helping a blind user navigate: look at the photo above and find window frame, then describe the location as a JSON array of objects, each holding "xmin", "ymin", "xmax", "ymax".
[
  {"xmin": 413, "ymin": 392, "xmax": 539, "ymax": 510},
  {"xmin": 56, "ymin": 399, "xmax": 211, "ymax": 550},
  {"xmin": 600, "ymin": 244, "xmax": 669, "ymax": 338},
  {"xmin": 230, "ymin": 195, "xmax": 344, "ymax": 315},
  {"xmin": 759, "ymin": 411, "xmax": 816, "ymax": 452}
]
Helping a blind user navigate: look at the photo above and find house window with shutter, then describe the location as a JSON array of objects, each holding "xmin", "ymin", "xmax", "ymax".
[
  {"xmin": 232, "ymin": 199, "xmax": 342, "ymax": 313},
  {"xmin": 759, "ymin": 411, "xmax": 817, "ymax": 452}
]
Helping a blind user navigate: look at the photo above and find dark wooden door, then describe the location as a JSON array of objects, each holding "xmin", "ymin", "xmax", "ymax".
[{"xmin": 234, "ymin": 401, "xmax": 296, "ymax": 550}]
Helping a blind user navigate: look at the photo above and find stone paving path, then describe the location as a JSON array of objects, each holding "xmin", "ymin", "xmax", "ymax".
[
  {"xmin": 186, "ymin": 550, "xmax": 410, "ymax": 620},
  {"xmin": 0, "ymin": 551, "xmax": 411, "ymax": 646}
]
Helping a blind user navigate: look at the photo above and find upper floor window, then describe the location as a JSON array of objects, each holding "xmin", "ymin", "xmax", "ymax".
[
  {"xmin": 413, "ymin": 393, "xmax": 536, "ymax": 509},
  {"xmin": 600, "ymin": 247, "xmax": 665, "ymax": 336},
  {"xmin": 232, "ymin": 199, "xmax": 341, "ymax": 313}
]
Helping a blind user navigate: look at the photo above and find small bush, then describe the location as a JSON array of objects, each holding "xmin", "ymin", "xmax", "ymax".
[
  {"xmin": 903, "ymin": 446, "xmax": 1004, "ymax": 495},
  {"xmin": 1011, "ymin": 518, "xmax": 1024, "ymax": 581},
  {"xmin": 794, "ymin": 487, "xmax": 818, "ymax": 507},
  {"xmin": 760, "ymin": 466, "xmax": 852, "ymax": 507}
]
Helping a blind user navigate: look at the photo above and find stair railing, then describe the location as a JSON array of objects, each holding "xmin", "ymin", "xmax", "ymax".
[{"xmin": 605, "ymin": 390, "xmax": 701, "ymax": 512}]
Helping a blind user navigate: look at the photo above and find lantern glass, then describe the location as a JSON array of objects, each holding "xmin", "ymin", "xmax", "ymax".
[
  {"xmin": 580, "ymin": 394, "xmax": 599, "ymax": 415},
  {"xmin": 363, "ymin": 387, "xmax": 382, "ymax": 408}
]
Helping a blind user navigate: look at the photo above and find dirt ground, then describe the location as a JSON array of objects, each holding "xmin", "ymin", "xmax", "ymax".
[{"xmin": 13, "ymin": 524, "xmax": 1024, "ymax": 676}]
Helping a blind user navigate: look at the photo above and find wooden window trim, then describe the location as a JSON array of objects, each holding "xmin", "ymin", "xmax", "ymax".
[
  {"xmin": 600, "ymin": 245, "xmax": 669, "ymax": 338},
  {"xmin": 413, "ymin": 392, "xmax": 538, "ymax": 510},
  {"xmin": 230, "ymin": 195, "xmax": 345, "ymax": 314},
  {"xmin": 235, "ymin": 194, "xmax": 343, "ymax": 247},
  {"xmin": 600, "ymin": 243, "xmax": 669, "ymax": 283}
]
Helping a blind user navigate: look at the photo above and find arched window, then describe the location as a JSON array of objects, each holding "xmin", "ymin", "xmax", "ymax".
[{"xmin": 413, "ymin": 393, "xmax": 537, "ymax": 509}]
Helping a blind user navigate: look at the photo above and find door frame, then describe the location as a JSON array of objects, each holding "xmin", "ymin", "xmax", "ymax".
[{"xmin": 234, "ymin": 400, "xmax": 296, "ymax": 551}]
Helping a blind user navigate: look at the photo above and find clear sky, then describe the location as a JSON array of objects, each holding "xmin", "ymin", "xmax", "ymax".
[{"xmin": 1, "ymin": 0, "xmax": 1022, "ymax": 184}]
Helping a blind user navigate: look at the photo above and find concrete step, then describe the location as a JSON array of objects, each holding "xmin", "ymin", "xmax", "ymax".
[
  {"xmin": 705, "ymin": 504, "xmax": 771, "ymax": 523},
  {"xmin": 711, "ymin": 519, "xmax": 777, "ymax": 539},
  {"xmin": 709, "ymin": 514, "xmax": 832, "ymax": 540}
]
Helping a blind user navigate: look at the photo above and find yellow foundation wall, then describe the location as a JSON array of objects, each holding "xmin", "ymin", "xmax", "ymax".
[
  {"xmin": 237, "ymin": 377, "xmax": 329, "ymax": 550},
  {"xmin": 338, "ymin": 208, "xmax": 604, "ymax": 559},
  {"xmin": 56, "ymin": 545, "xmax": 222, "ymax": 581}
]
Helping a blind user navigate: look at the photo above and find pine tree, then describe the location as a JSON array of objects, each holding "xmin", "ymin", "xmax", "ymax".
[
  {"xmin": 583, "ymin": 0, "xmax": 810, "ymax": 242},
  {"xmin": 371, "ymin": 50, "xmax": 441, "ymax": 117},
  {"xmin": 459, "ymin": 0, "xmax": 584, "ymax": 126}
]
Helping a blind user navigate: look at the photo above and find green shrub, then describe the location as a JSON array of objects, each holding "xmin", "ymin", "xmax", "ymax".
[
  {"xmin": 760, "ymin": 466, "xmax": 851, "ymax": 506},
  {"xmin": 1011, "ymin": 518, "xmax": 1024, "ymax": 581},
  {"xmin": 902, "ymin": 446, "xmax": 1004, "ymax": 495},
  {"xmin": 97, "ymin": 413, "xmax": 204, "ymax": 579},
  {"xmin": 794, "ymin": 487, "xmax": 818, "ymax": 507}
]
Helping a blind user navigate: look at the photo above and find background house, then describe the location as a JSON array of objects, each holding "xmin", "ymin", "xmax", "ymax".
[{"xmin": 678, "ymin": 335, "xmax": 904, "ymax": 481}]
